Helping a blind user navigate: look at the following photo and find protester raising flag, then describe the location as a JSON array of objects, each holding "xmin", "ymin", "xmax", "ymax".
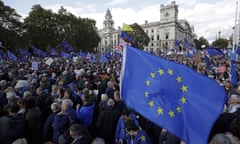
[{"xmin": 121, "ymin": 46, "xmax": 226, "ymax": 144}]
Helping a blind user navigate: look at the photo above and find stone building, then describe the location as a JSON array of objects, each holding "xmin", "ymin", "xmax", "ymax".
[{"xmin": 98, "ymin": 1, "xmax": 196, "ymax": 53}]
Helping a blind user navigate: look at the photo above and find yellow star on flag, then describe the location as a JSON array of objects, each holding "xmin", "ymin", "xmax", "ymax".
[
  {"xmin": 176, "ymin": 106, "xmax": 181, "ymax": 113},
  {"xmin": 181, "ymin": 85, "xmax": 188, "ymax": 92},
  {"xmin": 150, "ymin": 72, "xmax": 156, "ymax": 78},
  {"xmin": 168, "ymin": 69, "xmax": 173, "ymax": 75},
  {"xmin": 140, "ymin": 135, "xmax": 146, "ymax": 142},
  {"xmin": 158, "ymin": 68, "xmax": 164, "ymax": 75},
  {"xmin": 176, "ymin": 76, "xmax": 182, "ymax": 83},
  {"xmin": 157, "ymin": 107, "xmax": 163, "ymax": 115},
  {"xmin": 145, "ymin": 91, "xmax": 149, "ymax": 97},
  {"xmin": 148, "ymin": 101, "xmax": 155, "ymax": 107},
  {"xmin": 146, "ymin": 80, "xmax": 150, "ymax": 86},
  {"xmin": 168, "ymin": 110, "xmax": 175, "ymax": 118},
  {"xmin": 180, "ymin": 96, "xmax": 187, "ymax": 104}
]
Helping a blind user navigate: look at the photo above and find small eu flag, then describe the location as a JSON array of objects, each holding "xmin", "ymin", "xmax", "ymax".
[{"xmin": 120, "ymin": 46, "xmax": 226, "ymax": 144}]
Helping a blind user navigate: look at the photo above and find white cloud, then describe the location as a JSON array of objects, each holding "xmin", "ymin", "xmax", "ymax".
[
  {"xmin": 105, "ymin": 0, "xmax": 129, "ymax": 6},
  {"xmin": 178, "ymin": 0, "xmax": 236, "ymax": 42},
  {"xmin": 42, "ymin": 0, "xmax": 236, "ymax": 43}
]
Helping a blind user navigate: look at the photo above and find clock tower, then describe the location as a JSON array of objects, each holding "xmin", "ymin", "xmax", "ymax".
[{"xmin": 160, "ymin": 1, "xmax": 178, "ymax": 23}]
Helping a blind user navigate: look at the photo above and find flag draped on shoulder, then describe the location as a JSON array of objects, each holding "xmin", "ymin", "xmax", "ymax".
[
  {"xmin": 120, "ymin": 46, "xmax": 226, "ymax": 144},
  {"xmin": 122, "ymin": 23, "xmax": 134, "ymax": 32}
]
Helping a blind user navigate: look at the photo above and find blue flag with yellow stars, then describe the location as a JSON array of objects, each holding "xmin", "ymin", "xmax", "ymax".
[{"xmin": 120, "ymin": 46, "xmax": 226, "ymax": 144}]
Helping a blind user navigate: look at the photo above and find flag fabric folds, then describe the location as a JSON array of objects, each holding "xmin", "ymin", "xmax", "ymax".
[
  {"xmin": 7, "ymin": 51, "xmax": 17, "ymax": 61},
  {"xmin": 120, "ymin": 32, "xmax": 133, "ymax": 42},
  {"xmin": 206, "ymin": 47, "xmax": 224, "ymax": 57},
  {"xmin": 120, "ymin": 46, "xmax": 226, "ymax": 144},
  {"xmin": 59, "ymin": 41, "xmax": 74, "ymax": 52},
  {"xmin": 30, "ymin": 45, "xmax": 48, "ymax": 57},
  {"xmin": 122, "ymin": 23, "xmax": 134, "ymax": 32},
  {"xmin": 19, "ymin": 48, "xmax": 32, "ymax": 56}
]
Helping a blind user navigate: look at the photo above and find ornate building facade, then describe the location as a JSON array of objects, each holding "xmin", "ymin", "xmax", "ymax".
[{"xmin": 98, "ymin": 1, "xmax": 196, "ymax": 53}]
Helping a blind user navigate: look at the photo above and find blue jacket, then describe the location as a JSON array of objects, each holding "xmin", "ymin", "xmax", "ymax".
[
  {"xmin": 126, "ymin": 130, "xmax": 151, "ymax": 144},
  {"xmin": 66, "ymin": 108, "xmax": 78, "ymax": 124},
  {"xmin": 115, "ymin": 113, "xmax": 139, "ymax": 140},
  {"xmin": 52, "ymin": 113, "xmax": 70, "ymax": 144},
  {"xmin": 76, "ymin": 103, "xmax": 95, "ymax": 127}
]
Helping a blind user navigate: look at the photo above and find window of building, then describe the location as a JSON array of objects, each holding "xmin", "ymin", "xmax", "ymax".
[
  {"xmin": 151, "ymin": 43, "xmax": 154, "ymax": 46},
  {"xmin": 165, "ymin": 33, "xmax": 169, "ymax": 39},
  {"xmin": 151, "ymin": 36, "xmax": 154, "ymax": 41},
  {"xmin": 152, "ymin": 29, "xmax": 154, "ymax": 33},
  {"xmin": 157, "ymin": 35, "xmax": 159, "ymax": 40}
]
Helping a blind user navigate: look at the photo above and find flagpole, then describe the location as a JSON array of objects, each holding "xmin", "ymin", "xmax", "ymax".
[{"xmin": 233, "ymin": 0, "xmax": 239, "ymax": 52}]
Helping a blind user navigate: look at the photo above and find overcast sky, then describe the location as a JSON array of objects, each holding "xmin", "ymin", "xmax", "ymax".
[{"xmin": 3, "ymin": 0, "xmax": 238, "ymax": 42}]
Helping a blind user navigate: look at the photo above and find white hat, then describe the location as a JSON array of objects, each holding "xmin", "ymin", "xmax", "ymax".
[
  {"xmin": 15, "ymin": 80, "xmax": 30, "ymax": 89},
  {"xmin": 6, "ymin": 91, "xmax": 17, "ymax": 99}
]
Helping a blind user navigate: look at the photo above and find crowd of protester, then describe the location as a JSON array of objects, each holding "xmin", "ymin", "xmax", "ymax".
[{"xmin": 0, "ymin": 50, "xmax": 240, "ymax": 144}]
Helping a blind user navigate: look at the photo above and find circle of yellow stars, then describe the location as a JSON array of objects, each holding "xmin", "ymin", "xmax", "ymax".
[{"xmin": 144, "ymin": 68, "xmax": 188, "ymax": 118}]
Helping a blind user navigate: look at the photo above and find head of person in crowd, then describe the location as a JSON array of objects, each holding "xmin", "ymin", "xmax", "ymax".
[
  {"xmin": 228, "ymin": 116, "xmax": 240, "ymax": 140},
  {"xmin": 122, "ymin": 109, "xmax": 133, "ymax": 122},
  {"xmin": 101, "ymin": 93, "xmax": 108, "ymax": 102},
  {"xmin": 63, "ymin": 87, "xmax": 71, "ymax": 98},
  {"xmin": 61, "ymin": 98, "xmax": 73, "ymax": 113},
  {"xmin": 4, "ymin": 87, "xmax": 18, "ymax": 103},
  {"xmin": 91, "ymin": 137, "xmax": 105, "ymax": 144},
  {"xmin": 51, "ymin": 85, "xmax": 58, "ymax": 98},
  {"xmin": 23, "ymin": 96, "xmax": 36, "ymax": 109},
  {"xmin": 51, "ymin": 102, "xmax": 61, "ymax": 113},
  {"xmin": 209, "ymin": 133, "xmax": 232, "ymax": 144},
  {"xmin": 124, "ymin": 119, "xmax": 139, "ymax": 136},
  {"xmin": 107, "ymin": 98, "xmax": 115, "ymax": 108},
  {"xmin": 69, "ymin": 124, "xmax": 92, "ymax": 143},
  {"xmin": 114, "ymin": 91, "xmax": 121, "ymax": 102},
  {"xmin": 0, "ymin": 80, "xmax": 8, "ymax": 90}
]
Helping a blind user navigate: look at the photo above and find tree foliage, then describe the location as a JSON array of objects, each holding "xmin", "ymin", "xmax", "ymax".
[
  {"xmin": 0, "ymin": 0, "xmax": 24, "ymax": 50},
  {"xmin": 0, "ymin": 1, "xmax": 100, "ymax": 52},
  {"xmin": 211, "ymin": 38, "xmax": 229, "ymax": 49},
  {"xmin": 129, "ymin": 23, "xmax": 150, "ymax": 49},
  {"xmin": 194, "ymin": 36, "xmax": 209, "ymax": 49}
]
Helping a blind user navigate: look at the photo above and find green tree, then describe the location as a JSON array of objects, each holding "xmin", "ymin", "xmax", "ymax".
[
  {"xmin": 0, "ymin": 0, "xmax": 24, "ymax": 50},
  {"xmin": 23, "ymin": 5, "xmax": 60, "ymax": 51},
  {"xmin": 212, "ymin": 38, "xmax": 228, "ymax": 49},
  {"xmin": 129, "ymin": 23, "xmax": 150, "ymax": 49},
  {"xmin": 194, "ymin": 36, "xmax": 209, "ymax": 49}
]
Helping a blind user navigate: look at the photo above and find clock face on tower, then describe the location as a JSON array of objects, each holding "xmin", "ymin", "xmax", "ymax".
[{"xmin": 165, "ymin": 12, "xmax": 169, "ymax": 17}]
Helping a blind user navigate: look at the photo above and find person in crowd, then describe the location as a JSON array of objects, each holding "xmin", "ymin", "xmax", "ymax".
[
  {"xmin": 124, "ymin": 119, "xmax": 152, "ymax": 144},
  {"xmin": 69, "ymin": 124, "xmax": 92, "ymax": 144},
  {"xmin": 0, "ymin": 104, "xmax": 26, "ymax": 144},
  {"xmin": 113, "ymin": 91, "xmax": 125, "ymax": 114},
  {"xmin": 115, "ymin": 109, "xmax": 140, "ymax": 144},
  {"xmin": 96, "ymin": 99, "xmax": 120, "ymax": 144},
  {"xmin": 98, "ymin": 93, "xmax": 108, "ymax": 112},
  {"xmin": 209, "ymin": 133, "xmax": 232, "ymax": 144},
  {"xmin": 24, "ymin": 95, "xmax": 43, "ymax": 144},
  {"xmin": 43, "ymin": 102, "xmax": 61, "ymax": 143},
  {"xmin": 76, "ymin": 88, "xmax": 95, "ymax": 128},
  {"xmin": 53, "ymin": 99, "xmax": 76, "ymax": 144}
]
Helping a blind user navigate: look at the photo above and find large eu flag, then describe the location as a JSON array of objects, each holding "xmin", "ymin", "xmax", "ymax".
[{"xmin": 120, "ymin": 46, "xmax": 226, "ymax": 144}]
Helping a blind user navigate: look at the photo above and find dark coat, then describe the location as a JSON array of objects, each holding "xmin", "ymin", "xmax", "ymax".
[{"xmin": 96, "ymin": 107, "xmax": 120, "ymax": 144}]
